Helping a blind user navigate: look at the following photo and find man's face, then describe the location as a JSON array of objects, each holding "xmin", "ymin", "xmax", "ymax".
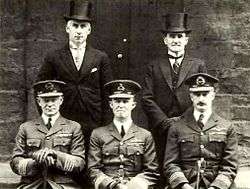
[
  {"xmin": 164, "ymin": 32, "xmax": 189, "ymax": 53},
  {"xmin": 190, "ymin": 90, "xmax": 215, "ymax": 112},
  {"xmin": 66, "ymin": 20, "xmax": 91, "ymax": 45},
  {"xmin": 37, "ymin": 96, "xmax": 63, "ymax": 117},
  {"xmin": 109, "ymin": 97, "xmax": 136, "ymax": 119}
]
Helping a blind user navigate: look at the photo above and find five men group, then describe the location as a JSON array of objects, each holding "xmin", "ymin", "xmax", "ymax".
[{"xmin": 10, "ymin": 1, "xmax": 238, "ymax": 189}]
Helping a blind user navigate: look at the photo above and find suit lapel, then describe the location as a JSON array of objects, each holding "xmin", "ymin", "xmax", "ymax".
[
  {"xmin": 159, "ymin": 56, "xmax": 173, "ymax": 90},
  {"xmin": 46, "ymin": 116, "xmax": 64, "ymax": 137},
  {"xmin": 78, "ymin": 46, "xmax": 96, "ymax": 81},
  {"xmin": 203, "ymin": 112, "xmax": 219, "ymax": 131},
  {"xmin": 123, "ymin": 123, "xmax": 137, "ymax": 142},
  {"xmin": 177, "ymin": 56, "xmax": 193, "ymax": 87},
  {"xmin": 185, "ymin": 108, "xmax": 202, "ymax": 133},
  {"xmin": 35, "ymin": 118, "xmax": 48, "ymax": 134},
  {"xmin": 108, "ymin": 123, "xmax": 122, "ymax": 141},
  {"xmin": 60, "ymin": 45, "xmax": 79, "ymax": 80}
]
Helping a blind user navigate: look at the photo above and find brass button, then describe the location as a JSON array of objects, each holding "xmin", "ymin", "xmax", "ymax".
[
  {"xmin": 200, "ymin": 132, "xmax": 204, "ymax": 136},
  {"xmin": 120, "ymin": 142, "xmax": 124, "ymax": 146},
  {"xmin": 200, "ymin": 145, "xmax": 204, "ymax": 149},
  {"xmin": 200, "ymin": 169, "xmax": 204, "ymax": 173},
  {"xmin": 123, "ymin": 38, "xmax": 127, "ymax": 42},
  {"xmin": 117, "ymin": 54, "xmax": 123, "ymax": 59},
  {"xmin": 119, "ymin": 165, "xmax": 124, "ymax": 168}
]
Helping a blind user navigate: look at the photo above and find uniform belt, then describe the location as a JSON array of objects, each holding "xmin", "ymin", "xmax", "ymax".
[{"xmin": 183, "ymin": 160, "xmax": 219, "ymax": 169}]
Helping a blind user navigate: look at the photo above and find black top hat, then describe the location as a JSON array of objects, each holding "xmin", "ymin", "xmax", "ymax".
[
  {"xmin": 185, "ymin": 73, "xmax": 219, "ymax": 92},
  {"xmin": 161, "ymin": 13, "xmax": 191, "ymax": 34},
  {"xmin": 33, "ymin": 80, "xmax": 66, "ymax": 97},
  {"xmin": 64, "ymin": 0, "xmax": 92, "ymax": 22},
  {"xmin": 104, "ymin": 80, "xmax": 142, "ymax": 98}
]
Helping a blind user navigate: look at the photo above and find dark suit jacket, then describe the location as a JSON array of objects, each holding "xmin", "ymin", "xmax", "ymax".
[
  {"xmin": 37, "ymin": 44, "xmax": 113, "ymax": 130},
  {"xmin": 163, "ymin": 108, "xmax": 238, "ymax": 189},
  {"xmin": 142, "ymin": 53, "xmax": 206, "ymax": 129}
]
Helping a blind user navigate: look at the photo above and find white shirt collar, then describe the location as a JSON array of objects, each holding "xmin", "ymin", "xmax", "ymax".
[
  {"xmin": 168, "ymin": 50, "xmax": 185, "ymax": 67},
  {"xmin": 193, "ymin": 109, "xmax": 212, "ymax": 125},
  {"xmin": 69, "ymin": 41, "xmax": 86, "ymax": 50},
  {"xmin": 42, "ymin": 113, "xmax": 60, "ymax": 127},
  {"xmin": 113, "ymin": 119, "xmax": 132, "ymax": 135}
]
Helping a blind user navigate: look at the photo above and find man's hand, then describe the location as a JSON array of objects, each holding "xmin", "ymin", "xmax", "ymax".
[
  {"xmin": 161, "ymin": 116, "xmax": 182, "ymax": 130},
  {"xmin": 64, "ymin": 155, "xmax": 76, "ymax": 172},
  {"xmin": 32, "ymin": 148, "xmax": 56, "ymax": 166},
  {"xmin": 208, "ymin": 187, "xmax": 216, "ymax": 189},
  {"xmin": 115, "ymin": 184, "xmax": 128, "ymax": 189},
  {"xmin": 181, "ymin": 183, "xmax": 194, "ymax": 189}
]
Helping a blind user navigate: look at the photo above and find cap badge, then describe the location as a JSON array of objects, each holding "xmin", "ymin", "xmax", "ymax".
[
  {"xmin": 45, "ymin": 82, "xmax": 54, "ymax": 92},
  {"xmin": 196, "ymin": 76, "xmax": 205, "ymax": 86},
  {"xmin": 117, "ymin": 83, "xmax": 125, "ymax": 91}
]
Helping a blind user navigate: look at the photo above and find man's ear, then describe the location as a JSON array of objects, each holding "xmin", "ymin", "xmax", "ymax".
[
  {"xmin": 109, "ymin": 100, "xmax": 113, "ymax": 109},
  {"xmin": 36, "ymin": 97, "xmax": 41, "ymax": 106}
]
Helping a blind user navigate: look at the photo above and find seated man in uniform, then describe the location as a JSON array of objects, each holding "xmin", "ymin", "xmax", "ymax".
[
  {"xmin": 88, "ymin": 80, "xmax": 159, "ymax": 189},
  {"xmin": 10, "ymin": 80, "xmax": 85, "ymax": 189},
  {"xmin": 163, "ymin": 73, "xmax": 238, "ymax": 189}
]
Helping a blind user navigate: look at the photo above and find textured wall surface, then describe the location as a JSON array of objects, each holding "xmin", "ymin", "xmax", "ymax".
[{"xmin": 0, "ymin": 0, "xmax": 250, "ymax": 179}]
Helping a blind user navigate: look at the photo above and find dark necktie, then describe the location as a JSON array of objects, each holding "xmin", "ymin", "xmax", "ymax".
[
  {"xmin": 168, "ymin": 54, "xmax": 183, "ymax": 74},
  {"xmin": 120, "ymin": 125, "xmax": 125, "ymax": 138},
  {"xmin": 197, "ymin": 114, "xmax": 204, "ymax": 129},
  {"xmin": 46, "ymin": 117, "xmax": 52, "ymax": 130}
]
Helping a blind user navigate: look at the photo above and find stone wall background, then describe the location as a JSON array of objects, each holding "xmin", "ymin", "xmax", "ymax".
[{"xmin": 0, "ymin": 0, "xmax": 250, "ymax": 170}]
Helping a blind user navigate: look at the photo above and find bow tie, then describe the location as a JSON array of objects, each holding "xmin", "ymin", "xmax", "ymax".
[{"xmin": 168, "ymin": 54, "xmax": 183, "ymax": 59}]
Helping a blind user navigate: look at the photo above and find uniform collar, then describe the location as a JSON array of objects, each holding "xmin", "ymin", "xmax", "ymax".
[
  {"xmin": 113, "ymin": 118, "xmax": 132, "ymax": 135},
  {"xmin": 42, "ymin": 113, "xmax": 60, "ymax": 127},
  {"xmin": 193, "ymin": 108, "xmax": 212, "ymax": 125}
]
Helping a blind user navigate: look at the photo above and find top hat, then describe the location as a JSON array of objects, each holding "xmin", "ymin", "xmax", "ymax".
[
  {"xmin": 185, "ymin": 73, "xmax": 219, "ymax": 92},
  {"xmin": 64, "ymin": 0, "xmax": 92, "ymax": 22},
  {"xmin": 33, "ymin": 80, "xmax": 66, "ymax": 97},
  {"xmin": 104, "ymin": 80, "xmax": 142, "ymax": 98},
  {"xmin": 161, "ymin": 13, "xmax": 191, "ymax": 34}
]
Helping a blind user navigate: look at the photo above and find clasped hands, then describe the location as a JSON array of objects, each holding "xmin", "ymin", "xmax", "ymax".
[
  {"xmin": 32, "ymin": 148, "xmax": 57, "ymax": 167},
  {"xmin": 32, "ymin": 148, "xmax": 75, "ymax": 171}
]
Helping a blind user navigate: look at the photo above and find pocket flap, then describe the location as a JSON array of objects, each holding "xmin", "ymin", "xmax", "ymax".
[
  {"xmin": 178, "ymin": 135, "xmax": 194, "ymax": 143},
  {"xmin": 53, "ymin": 137, "xmax": 71, "ymax": 147},
  {"xmin": 27, "ymin": 138, "xmax": 41, "ymax": 147},
  {"xmin": 209, "ymin": 133, "xmax": 226, "ymax": 142}
]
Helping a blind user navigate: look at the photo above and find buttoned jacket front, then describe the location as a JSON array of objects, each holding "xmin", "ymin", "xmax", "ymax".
[
  {"xmin": 88, "ymin": 123, "xmax": 159, "ymax": 189},
  {"xmin": 10, "ymin": 116, "xmax": 85, "ymax": 188},
  {"xmin": 37, "ymin": 44, "xmax": 113, "ymax": 128},
  {"xmin": 163, "ymin": 108, "xmax": 238, "ymax": 189}
]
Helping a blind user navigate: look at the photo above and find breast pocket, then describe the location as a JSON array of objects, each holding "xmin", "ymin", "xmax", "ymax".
[
  {"xmin": 102, "ymin": 145, "xmax": 119, "ymax": 164},
  {"xmin": 126, "ymin": 143, "xmax": 144, "ymax": 171},
  {"xmin": 53, "ymin": 137, "xmax": 71, "ymax": 153},
  {"xmin": 208, "ymin": 133, "xmax": 227, "ymax": 157},
  {"xmin": 178, "ymin": 135, "xmax": 196, "ymax": 158},
  {"xmin": 27, "ymin": 138, "xmax": 42, "ymax": 152}
]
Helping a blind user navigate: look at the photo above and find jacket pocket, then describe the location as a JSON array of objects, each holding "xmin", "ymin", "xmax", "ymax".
[
  {"xmin": 178, "ymin": 135, "xmax": 196, "ymax": 158},
  {"xmin": 208, "ymin": 133, "xmax": 226, "ymax": 157},
  {"xmin": 53, "ymin": 137, "xmax": 71, "ymax": 153},
  {"xmin": 27, "ymin": 138, "xmax": 41, "ymax": 148},
  {"xmin": 127, "ymin": 145, "xmax": 144, "ymax": 171}
]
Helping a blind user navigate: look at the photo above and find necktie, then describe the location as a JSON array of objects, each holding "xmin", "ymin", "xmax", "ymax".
[
  {"xmin": 197, "ymin": 114, "xmax": 204, "ymax": 129},
  {"xmin": 75, "ymin": 48, "xmax": 82, "ymax": 71},
  {"xmin": 46, "ymin": 117, "xmax": 52, "ymax": 130},
  {"xmin": 120, "ymin": 125, "xmax": 125, "ymax": 138},
  {"xmin": 168, "ymin": 54, "xmax": 183, "ymax": 74}
]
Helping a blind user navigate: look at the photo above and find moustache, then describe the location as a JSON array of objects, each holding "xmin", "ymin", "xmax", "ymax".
[{"xmin": 197, "ymin": 102, "xmax": 206, "ymax": 106}]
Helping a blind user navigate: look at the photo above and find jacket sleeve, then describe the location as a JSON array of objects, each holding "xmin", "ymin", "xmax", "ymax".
[
  {"xmin": 88, "ymin": 130, "xmax": 120, "ymax": 189},
  {"xmin": 210, "ymin": 125, "xmax": 238, "ymax": 189},
  {"xmin": 141, "ymin": 64, "xmax": 169, "ymax": 128},
  {"xmin": 100, "ymin": 52, "xmax": 113, "ymax": 125},
  {"xmin": 10, "ymin": 124, "xmax": 41, "ymax": 176},
  {"xmin": 134, "ymin": 133, "xmax": 160, "ymax": 187},
  {"xmin": 55, "ymin": 123, "xmax": 85, "ymax": 173},
  {"xmin": 163, "ymin": 125, "xmax": 189, "ymax": 188}
]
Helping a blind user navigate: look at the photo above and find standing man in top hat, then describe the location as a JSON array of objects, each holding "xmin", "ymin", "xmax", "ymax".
[
  {"xmin": 10, "ymin": 80, "xmax": 85, "ymax": 189},
  {"xmin": 37, "ymin": 0, "xmax": 113, "ymax": 147},
  {"xmin": 163, "ymin": 73, "xmax": 238, "ymax": 189},
  {"xmin": 88, "ymin": 80, "xmax": 159, "ymax": 189},
  {"xmin": 141, "ymin": 13, "xmax": 207, "ymax": 181}
]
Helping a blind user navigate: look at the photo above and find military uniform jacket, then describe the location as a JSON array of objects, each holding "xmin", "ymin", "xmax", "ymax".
[
  {"xmin": 10, "ymin": 116, "xmax": 85, "ymax": 188},
  {"xmin": 163, "ymin": 108, "xmax": 238, "ymax": 189},
  {"xmin": 37, "ymin": 44, "xmax": 113, "ymax": 127},
  {"xmin": 142, "ymin": 53, "xmax": 206, "ymax": 128},
  {"xmin": 88, "ymin": 123, "xmax": 159, "ymax": 189}
]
